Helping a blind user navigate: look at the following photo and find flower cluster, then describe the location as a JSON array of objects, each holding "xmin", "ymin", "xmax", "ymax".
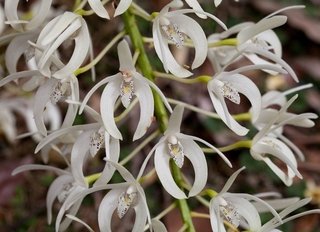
[{"xmin": 0, "ymin": 0, "xmax": 319, "ymax": 231}]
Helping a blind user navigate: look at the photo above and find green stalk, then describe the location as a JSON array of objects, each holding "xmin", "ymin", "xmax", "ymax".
[{"xmin": 122, "ymin": 9, "xmax": 195, "ymax": 232}]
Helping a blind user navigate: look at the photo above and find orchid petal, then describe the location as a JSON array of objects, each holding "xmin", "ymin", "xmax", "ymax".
[
  {"xmin": 33, "ymin": 79, "xmax": 56, "ymax": 136},
  {"xmin": 98, "ymin": 188, "xmax": 122, "ymax": 232},
  {"xmin": 0, "ymin": 70, "xmax": 42, "ymax": 88},
  {"xmin": 118, "ymin": 39, "xmax": 135, "ymax": 71},
  {"xmin": 152, "ymin": 219, "xmax": 167, "ymax": 232},
  {"xmin": 132, "ymin": 197, "xmax": 148, "ymax": 232},
  {"xmin": 238, "ymin": 16, "xmax": 287, "ymax": 45},
  {"xmin": 133, "ymin": 78, "xmax": 154, "ymax": 141},
  {"xmin": 106, "ymin": 160, "xmax": 136, "ymax": 183},
  {"xmin": 4, "ymin": 0, "xmax": 23, "ymax": 31},
  {"xmin": 154, "ymin": 142, "xmax": 187, "ymax": 199},
  {"xmin": 5, "ymin": 33, "xmax": 37, "ymax": 74},
  {"xmin": 134, "ymin": 72, "xmax": 172, "ymax": 113},
  {"xmin": 165, "ymin": 105, "xmax": 183, "ymax": 135},
  {"xmin": 12, "ymin": 164, "xmax": 68, "ymax": 176},
  {"xmin": 209, "ymin": 198, "xmax": 226, "ymax": 232},
  {"xmin": 100, "ymin": 77, "xmax": 122, "ymax": 140},
  {"xmin": 184, "ymin": 0, "xmax": 206, "ymax": 18},
  {"xmin": 220, "ymin": 167, "xmax": 245, "ymax": 194},
  {"xmin": 185, "ymin": 134, "xmax": 232, "ymax": 167},
  {"xmin": 114, "ymin": 0, "xmax": 132, "ymax": 17},
  {"xmin": 47, "ymin": 175, "xmax": 73, "ymax": 224},
  {"xmin": 71, "ymin": 131, "xmax": 91, "ymax": 187},
  {"xmin": 94, "ymin": 133, "xmax": 120, "ymax": 186},
  {"xmin": 26, "ymin": 0, "xmax": 53, "ymax": 31},
  {"xmin": 179, "ymin": 136, "xmax": 208, "ymax": 197},
  {"xmin": 65, "ymin": 214, "xmax": 94, "ymax": 232},
  {"xmin": 88, "ymin": 0, "xmax": 110, "ymax": 19},
  {"xmin": 80, "ymin": 73, "xmax": 120, "ymax": 114},
  {"xmin": 168, "ymin": 14, "xmax": 207, "ymax": 69}
]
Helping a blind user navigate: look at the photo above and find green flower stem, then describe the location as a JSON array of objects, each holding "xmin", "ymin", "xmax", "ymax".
[
  {"xmin": 154, "ymin": 71, "xmax": 211, "ymax": 84},
  {"xmin": 208, "ymin": 38, "xmax": 238, "ymax": 47},
  {"xmin": 202, "ymin": 140, "xmax": 252, "ymax": 154},
  {"xmin": 122, "ymin": 9, "xmax": 195, "ymax": 232},
  {"xmin": 85, "ymin": 172, "xmax": 101, "ymax": 185},
  {"xmin": 74, "ymin": 31, "xmax": 126, "ymax": 76}
]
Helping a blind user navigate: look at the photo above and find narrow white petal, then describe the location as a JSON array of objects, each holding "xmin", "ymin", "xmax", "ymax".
[
  {"xmin": 61, "ymin": 78, "xmax": 79, "ymax": 129},
  {"xmin": 53, "ymin": 18, "xmax": 90, "ymax": 79},
  {"xmin": 179, "ymin": 137, "xmax": 208, "ymax": 197},
  {"xmin": 238, "ymin": 16, "xmax": 287, "ymax": 45},
  {"xmin": 132, "ymin": 198, "xmax": 148, "ymax": 232},
  {"xmin": 71, "ymin": 131, "xmax": 91, "ymax": 187},
  {"xmin": 220, "ymin": 167, "xmax": 245, "ymax": 194},
  {"xmin": 80, "ymin": 73, "xmax": 120, "ymax": 114},
  {"xmin": 221, "ymin": 73, "xmax": 261, "ymax": 122},
  {"xmin": 209, "ymin": 198, "xmax": 226, "ymax": 232},
  {"xmin": 38, "ymin": 19, "xmax": 82, "ymax": 71},
  {"xmin": 26, "ymin": 0, "xmax": 53, "ymax": 31},
  {"xmin": 154, "ymin": 142, "xmax": 187, "ymax": 199},
  {"xmin": 65, "ymin": 214, "xmax": 94, "ymax": 232},
  {"xmin": 47, "ymin": 175, "xmax": 73, "ymax": 224},
  {"xmin": 114, "ymin": 0, "xmax": 132, "ymax": 17},
  {"xmin": 105, "ymin": 160, "xmax": 136, "ymax": 183},
  {"xmin": 165, "ymin": 105, "xmax": 184, "ymax": 136},
  {"xmin": 277, "ymin": 134, "xmax": 305, "ymax": 161},
  {"xmin": 169, "ymin": 14, "xmax": 207, "ymax": 69},
  {"xmin": 0, "ymin": 70, "xmax": 41, "ymax": 88},
  {"xmin": 118, "ymin": 39, "xmax": 135, "ymax": 71},
  {"xmin": 152, "ymin": 19, "xmax": 168, "ymax": 73},
  {"xmin": 0, "ymin": 5, "xmax": 5, "ymax": 34},
  {"xmin": 208, "ymin": 81, "xmax": 249, "ymax": 136},
  {"xmin": 151, "ymin": 219, "xmax": 167, "ymax": 232},
  {"xmin": 12, "ymin": 164, "xmax": 68, "ymax": 176},
  {"xmin": 98, "ymin": 188, "xmax": 123, "ymax": 232},
  {"xmin": 5, "ymin": 33, "xmax": 37, "ymax": 74},
  {"xmin": 133, "ymin": 78, "xmax": 154, "ymax": 141},
  {"xmin": 35, "ymin": 123, "xmax": 100, "ymax": 153},
  {"xmin": 262, "ymin": 91, "xmax": 286, "ymax": 108},
  {"xmin": 94, "ymin": 133, "xmax": 120, "ymax": 186},
  {"xmin": 40, "ymin": 12, "xmax": 79, "ymax": 46},
  {"xmin": 33, "ymin": 79, "xmax": 56, "ymax": 136},
  {"xmin": 257, "ymin": 30, "xmax": 282, "ymax": 57},
  {"xmin": 244, "ymin": 53, "xmax": 281, "ymax": 75},
  {"xmin": 214, "ymin": 0, "xmax": 223, "ymax": 7},
  {"xmin": 88, "ymin": 0, "xmax": 110, "ymax": 19},
  {"xmin": 253, "ymin": 197, "xmax": 299, "ymax": 213},
  {"xmin": 4, "ymin": 0, "xmax": 22, "ymax": 31},
  {"xmin": 100, "ymin": 78, "xmax": 122, "ymax": 140},
  {"xmin": 185, "ymin": 134, "xmax": 232, "ymax": 168},
  {"xmin": 184, "ymin": 0, "xmax": 206, "ymax": 18}
]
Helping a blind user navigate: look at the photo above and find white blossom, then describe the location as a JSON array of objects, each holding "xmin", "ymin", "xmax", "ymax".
[
  {"xmin": 80, "ymin": 40, "xmax": 172, "ymax": 141},
  {"xmin": 88, "ymin": 0, "xmax": 132, "ymax": 19},
  {"xmin": 152, "ymin": 0, "xmax": 221, "ymax": 78}
]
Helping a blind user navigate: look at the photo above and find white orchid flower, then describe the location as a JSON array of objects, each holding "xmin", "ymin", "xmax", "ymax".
[
  {"xmin": 207, "ymin": 64, "xmax": 286, "ymax": 136},
  {"xmin": 34, "ymin": 11, "xmax": 90, "ymax": 79},
  {"xmin": 210, "ymin": 167, "xmax": 281, "ymax": 232},
  {"xmin": 258, "ymin": 198, "xmax": 320, "ymax": 232},
  {"xmin": 253, "ymin": 84, "xmax": 318, "ymax": 161},
  {"xmin": 88, "ymin": 0, "xmax": 132, "ymax": 19},
  {"xmin": 138, "ymin": 105, "xmax": 231, "ymax": 199},
  {"xmin": 4, "ymin": 0, "xmax": 53, "ymax": 32},
  {"xmin": 152, "ymin": 0, "xmax": 226, "ymax": 78},
  {"xmin": 208, "ymin": 14, "xmax": 298, "ymax": 82},
  {"xmin": 250, "ymin": 95, "xmax": 311, "ymax": 186},
  {"xmin": 80, "ymin": 40, "xmax": 172, "ymax": 141}
]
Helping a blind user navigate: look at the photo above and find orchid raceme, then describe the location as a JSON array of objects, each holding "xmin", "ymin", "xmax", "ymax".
[
  {"xmin": 88, "ymin": 0, "xmax": 132, "ymax": 19},
  {"xmin": 0, "ymin": 1, "xmax": 318, "ymax": 231},
  {"xmin": 80, "ymin": 39, "xmax": 172, "ymax": 141},
  {"xmin": 138, "ymin": 105, "xmax": 232, "ymax": 199},
  {"xmin": 210, "ymin": 167, "xmax": 282, "ymax": 232}
]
